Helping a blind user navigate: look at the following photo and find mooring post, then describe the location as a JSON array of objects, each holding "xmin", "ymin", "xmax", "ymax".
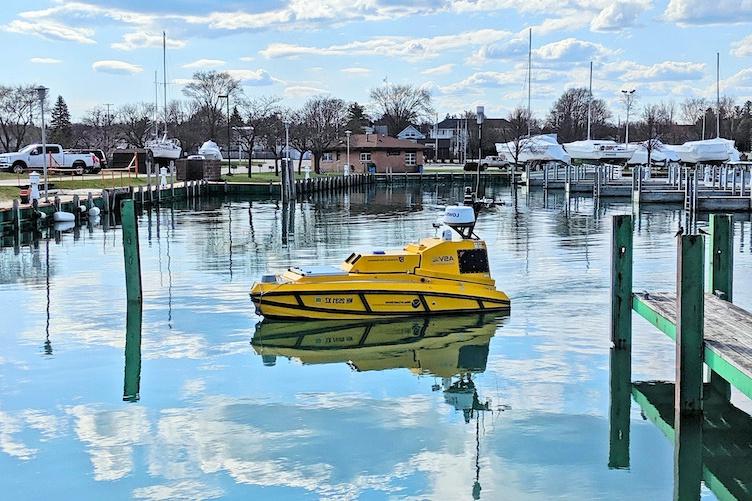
[
  {"xmin": 706, "ymin": 214, "xmax": 733, "ymax": 398},
  {"xmin": 608, "ymin": 347, "xmax": 631, "ymax": 469},
  {"xmin": 73, "ymin": 194, "xmax": 80, "ymax": 224},
  {"xmin": 102, "ymin": 190, "xmax": 110, "ymax": 213},
  {"xmin": 674, "ymin": 412, "xmax": 703, "ymax": 501},
  {"xmin": 120, "ymin": 199, "xmax": 142, "ymax": 402},
  {"xmin": 611, "ymin": 215, "xmax": 633, "ymax": 349},
  {"xmin": 676, "ymin": 234, "xmax": 704, "ymax": 415},
  {"xmin": 12, "ymin": 199, "xmax": 19, "ymax": 232}
]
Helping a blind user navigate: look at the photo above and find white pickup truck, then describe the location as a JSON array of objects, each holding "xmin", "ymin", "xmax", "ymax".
[
  {"xmin": 480, "ymin": 155, "xmax": 510, "ymax": 169},
  {"xmin": 0, "ymin": 144, "xmax": 101, "ymax": 174}
]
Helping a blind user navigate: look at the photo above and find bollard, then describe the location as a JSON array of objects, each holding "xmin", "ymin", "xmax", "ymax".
[
  {"xmin": 675, "ymin": 234, "xmax": 704, "ymax": 415},
  {"xmin": 611, "ymin": 215, "xmax": 633, "ymax": 349}
]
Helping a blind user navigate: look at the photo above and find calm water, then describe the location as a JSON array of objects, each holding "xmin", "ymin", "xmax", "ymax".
[{"xmin": 2, "ymin": 184, "xmax": 752, "ymax": 500}]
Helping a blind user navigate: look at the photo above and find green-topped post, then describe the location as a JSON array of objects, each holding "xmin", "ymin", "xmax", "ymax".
[
  {"xmin": 676, "ymin": 234, "xmax": 704, "ymax": 415},
  {"xmin": 611, "ymin": 215, "xmax": 633, "ymax": 350},
  {"xmin": 707, "ymin": 214, "xmax": 733, "ymax": 399},
  {"xmin": 121, "ymin": 199, "xmax": 143, "ymax": 401}
]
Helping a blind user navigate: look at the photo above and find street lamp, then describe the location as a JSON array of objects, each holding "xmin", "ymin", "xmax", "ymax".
[
  {"xmin": 345, "ymin": 130, "xmax": 351, "ymax": 175},
  {"xmin": 36, "ymin": 86, "xmax": 48, "ymax": 201},
  {"xmin": 219, "ymin": 94, "xmax": 231, "ymax": 176},
  {"xmin": 620, "ymin": 89, "xmax": 635, "ymax": 148}
]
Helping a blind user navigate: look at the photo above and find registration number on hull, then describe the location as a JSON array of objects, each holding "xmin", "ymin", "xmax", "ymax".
[{"xmin": 314, "ymin": 296, "xmax": 354, "ymax": 305}]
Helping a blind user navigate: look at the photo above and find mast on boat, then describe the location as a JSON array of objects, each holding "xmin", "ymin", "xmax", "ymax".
[
  {"xmin": 163, "ymin": 31, "xmax": 168, "ymax": 138},
  {"xmin": 154, "ymin": 70, "xmax": 159, "ymax": 137},
  {"xmin": 527, "ymin": 28, "xmax": 532, "ymax": 137},
  {"xmin": 586, "ymin": 61, "xmax": 592, "ymax": 141},
  {"xmin": 716, "ymin": 51, "xmax": 720, "ymax": 139}
]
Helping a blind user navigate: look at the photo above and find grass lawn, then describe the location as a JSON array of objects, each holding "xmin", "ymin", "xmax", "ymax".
[{"xmin": 0, "ymin": 176, "xmax": 149, "ymax": 201}]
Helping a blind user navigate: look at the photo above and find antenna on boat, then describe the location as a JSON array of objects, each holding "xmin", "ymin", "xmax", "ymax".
[
  {"xmin": 716, "ymin": 51, "xmax": 720, "ymax": 139},
  {"xmin": 587, "ymin": 61, "xmax": 592, "ymax": 141},
  {"xmin": 527, "ymin": 27, "xmax": 532, "ymax": 137}
]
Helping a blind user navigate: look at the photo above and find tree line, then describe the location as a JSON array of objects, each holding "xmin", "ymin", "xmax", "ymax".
[{"xmin": 2, "ymin": 72, "xmax": 750, "ymax": 172}]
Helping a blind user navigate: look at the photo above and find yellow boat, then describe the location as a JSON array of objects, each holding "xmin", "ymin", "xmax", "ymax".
[{"xmin": 250, "ymin": 205, "xmax": 510, "ymax": 320}]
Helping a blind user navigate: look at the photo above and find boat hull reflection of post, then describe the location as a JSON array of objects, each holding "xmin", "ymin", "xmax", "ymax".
[{"xmin": 121, "ymin": 199, "xmax": 143, "ymax": 402}]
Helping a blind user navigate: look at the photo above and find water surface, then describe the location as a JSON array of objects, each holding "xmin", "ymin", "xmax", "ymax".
[{"xmin": 2, "ymin": 184, "xmax": 752, "ymax": 499}]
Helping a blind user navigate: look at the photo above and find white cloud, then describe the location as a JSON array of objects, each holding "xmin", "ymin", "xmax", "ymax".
[
  {"xmin": 442, "ymin": 71, "xmax": 519, "ymax": 93},
  {"xmin": 182, "ymin": 59, "xmax": 226, "ymax": 69},
  {"xmin": 621, "ymin": 61, "xmax": 705, "ymax": 82},
  {"xmin": 226, "ymin": 69, "xmax": 276, "ymax": 86},
  {"xmin": 469, "ymin": 36, "xmax": 528, "ymax": 65},
  {"xmin": 30, "ymin": 57, "xmax": 62, "ymax": 64},
  {"xmin": 260, "ymin": 29, "xmax": 511, "ymax": 61},
  {"xmin": 284, "ymin": 85, "xmax": 327, "ymax": 97},
  {"xmin": 665, "ymin": 0, "xmax": 752, "ymax": 25},
  {"xmin": 111, "ymin": 32, "xmax": 187, "ymax": 51},
  {"xmin": 340, "ymin": 67, "xmax": 371, "ymax": 75},
  {"xmin": 535, "ymin": 38, "xmax": 617, "ymax": 62},
  {"xmin": 591, "ymin": 1, "xmax": 650, "ymax": 31},
  {"xmin": 92, "ymin": 60, "xmax": 144, "ymax": 75},
  {"xmin": 133, "ymin": 480, "xmax": 223, "ymax": 500},
  {"xmin": 721, "ymin": 68, "xmax": 752, "ymax": 91},
  {"xmin": 421, "ymin": 64, "xmax": 455, "ymax": 75},
  {"xmin": 4, "ymin": 19, "xmax": 95, "ymax": 44},
  {"xmin": 239, "ymin": 56, "xmax": 255, "ymax": 62},
  {"xmin": 731, "ymin": 34, "xmax": 752, "ymax": 57}
]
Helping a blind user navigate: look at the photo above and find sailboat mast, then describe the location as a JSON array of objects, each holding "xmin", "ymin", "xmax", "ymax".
[
  {"xmin": 716, "ymin": 51, "xmax": 720, "ymax": 138},
  {"xmin": 586, "ymin": 61, "xmax": 592, "ymax": 141},
  {"xmin": 527, "ymin": 28, "xmax": 532, "ymax": 137},
  {"xmin": 154, "ymin": 71, "xmax": 159, "ymax": 136},
  {"xmin": 163, "ymin": 31, "xmax": 168, "ymax": 135}
]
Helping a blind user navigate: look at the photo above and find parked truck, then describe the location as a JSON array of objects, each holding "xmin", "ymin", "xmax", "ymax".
[{"xmin": 0, "ymin": 144, "xmax": 101, "ymax": 174}]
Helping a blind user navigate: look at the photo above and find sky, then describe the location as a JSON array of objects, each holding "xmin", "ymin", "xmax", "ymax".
[{"xmin": 2, "ymin": 0, "xmax": 752, "ymax": 123}]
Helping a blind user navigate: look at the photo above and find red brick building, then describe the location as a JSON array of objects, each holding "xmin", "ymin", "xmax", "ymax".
[{"xmin": 320, "ymin": 134, "xmax": 426, "ymax": 173}]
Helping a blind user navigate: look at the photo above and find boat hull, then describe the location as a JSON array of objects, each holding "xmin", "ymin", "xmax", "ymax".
[{"xmin": 251, "ymin": 282, "xmax": 510, "ymax": 320}]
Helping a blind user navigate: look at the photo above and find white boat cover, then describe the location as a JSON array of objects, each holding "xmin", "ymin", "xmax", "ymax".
[
  {"xmin": 495, "ymin": 134, "xmax": 570, "ymax": 164},
  {"xmin": 667, "ymin": 137, "xmax": 739, "ymax": 164},
  {"xmin": 563, "ymin": 139, "xmax": 633, "ymax": 161},
  {"xmin": 627, "ymin": 140, "xmax": 681, "ymax": 165},
  {"xmin": 198, "ymin": 140, "xmax": 223, "ymax": 160}
]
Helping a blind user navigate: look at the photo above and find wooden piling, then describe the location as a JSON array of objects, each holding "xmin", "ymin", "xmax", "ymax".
[
  {"xmin": 102, "ymin": 190, "xmax": 110, "ymax": 213},
  {"xmin": 608, "ymin": 347, "xmax": 631, "ymax": 469},
  {"xmin": 120, "ymin": 198, "xmax": 142, "ymax": 402},
  {"xmin": 675, "ymin": 234, "xmax": 704, "ymax": 415},
  {"xmin": 611, "ymin": 215, "xmax": 633, "ymax": 349},
  {"xmin": 707, "ymin": 214, "xmax": 733, "ymax": 398},
  {"xmin": 12, "ymin": 199, "xmax": 19, "ymax": 232},
  {"xmin": 73, "ymin": 195, "xmax": 80, "ymax": 224}
]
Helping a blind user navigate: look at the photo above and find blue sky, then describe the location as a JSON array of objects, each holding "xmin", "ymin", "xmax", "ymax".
[{"xmin": 2, "ymin": 0, "xmax": 752, "ymax": 122}]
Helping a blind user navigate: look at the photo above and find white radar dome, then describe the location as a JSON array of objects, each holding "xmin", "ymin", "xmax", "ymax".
[{"xmin": 443, "ymin": 206, "xmax": 475, "ymax": 225}]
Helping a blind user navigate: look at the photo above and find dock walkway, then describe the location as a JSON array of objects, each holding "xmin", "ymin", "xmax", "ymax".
[{"xmin": 633, "ymin": 291, "xmax": 752, "ymax": 399}]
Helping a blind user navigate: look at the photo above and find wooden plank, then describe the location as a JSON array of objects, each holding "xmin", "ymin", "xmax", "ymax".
[{"xmin": 633, "ymin": 291, "xmax": 752, "ymax": 400}]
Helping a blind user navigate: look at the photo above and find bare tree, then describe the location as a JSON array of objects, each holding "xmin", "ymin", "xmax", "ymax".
[
  {"xmin": 117, "ymin": 103, "xmax": 155, "ymax": 148},
  {"xmin": 0, "ymin": 85, "xmax": 37, "ymax": 152},
  {"xmin": 167, "ymin": 100, "xmax": 204, "ymax": 155},
  {"xmin": 238, "ymin": 95, "xmax": 281, "ymax": 175},
  {"xmin": 81, "ymin": 106, "xmax": 109, "ymax": 150},
  {"xmin": 257, "ymin": 111, "xmax": 286, "ymax": 174},
  {"xmin": 182, "ymin": 71, "xmax": 241, "ymax": 139},
  {"xmin": 300, "ymin": 96, "xmax": 347, "ymax": 173},
  {"xmin": 546, "ymin": 87, "xmax": 611, "ymax": 142},
  {"xmin": 289, "ymin": 109, "xmax": 314, "ymax": 174},
  {"xmin": 641, "ymin": 104, "xmax": 671, "ymax": 166},
  {"xmin": 680, "ymin": 97, "xmax": 707, "ymax": 140},
  {"xmin": 369, "ymin": 84, "xmax": 433, "ymax": 136},
  {"xmin": 498, "ymin": 107, "xmax": 532, "ymax": 167}
]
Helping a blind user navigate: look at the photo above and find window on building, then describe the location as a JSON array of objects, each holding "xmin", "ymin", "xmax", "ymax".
[
  {"xmin": 322, "ymin": 152, "xmax": 334, "ymax": 161},
  {"xmin": 360, "ymin": 152, "xmax": 371, "ymax": 162},
  {"xmin": 405, "ymin": 152, "xmax": 416, "ymax": 166}
]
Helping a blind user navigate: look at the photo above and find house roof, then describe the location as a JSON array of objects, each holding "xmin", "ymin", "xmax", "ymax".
[{"xmin": 329, "ymin": 134, "xmax": 427, "ymax": 151}]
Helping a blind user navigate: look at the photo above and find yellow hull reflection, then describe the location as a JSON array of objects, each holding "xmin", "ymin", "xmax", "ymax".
[{"xmin": 251, "ymin": 312, "xmax": 507, "ymax": 377}]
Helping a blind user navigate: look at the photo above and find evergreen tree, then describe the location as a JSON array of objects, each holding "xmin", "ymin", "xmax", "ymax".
[
  {"xmin": 345, "ymin": 102, "xmax": 370, "ymax": 134},
  {"xmin": 50, "ymin": 95, "xmax": 72, "ymax": 146}
]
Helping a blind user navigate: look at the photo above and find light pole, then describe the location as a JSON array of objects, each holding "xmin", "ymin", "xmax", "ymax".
[
  {"xmin": 345, "ymin": 130, "xmax": 351, "ymax": 174},
  {"xmin": 36, "ymin": 86, "xmax": 48, "ymax": 201},
  {"xmin": 104, "ymin": 103, "xmax": 113, "ymax": 150},
  {"xmin": 219, "ymin": 94, "xmax": 231, "ymax": 176},
  {"xmin": 621, "ymin": 89, "xmax": 635, "ymax": 148},
  {"xmin": 475, "ymin": 105, "xmax": 484, "ymax": 194},
  {"xmin": 283, "ymin": 118, "xmax": 292, "ymax": 201}
]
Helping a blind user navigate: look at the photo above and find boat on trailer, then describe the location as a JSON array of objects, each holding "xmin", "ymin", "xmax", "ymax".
[{"xmin": 250, "ymin": 206, "xmax": 510, "ymax": 320}]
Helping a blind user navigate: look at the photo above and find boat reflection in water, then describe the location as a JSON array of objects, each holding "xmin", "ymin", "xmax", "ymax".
[{"xmin": 251, "ymin": 312, "xmax": 507, "ymax": 417}]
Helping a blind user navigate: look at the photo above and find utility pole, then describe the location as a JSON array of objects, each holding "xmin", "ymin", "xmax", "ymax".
[
  {"xmin": 104, "ymin": 103, "xmax": 113, "ymax": 150},
  {"xmin": 716, "ymin": 51, "xmax": 721, "ymax": 138},
  {"xmin": 434, "ymin": 113, "xmax": 439, "ymax": 164},
  {"xmin": 527, "ymin": 27, "xmax": 532, "ymax": 137},
  {"xmin": 476, "ymin": 105, "xmax": 484, "ymax": 194},
  {"xmin": 219, "ymin": 94, "xmax": 231, "ymax": 175},
  {"xmin": 587, "ymin": 61, "xmax": 593, "ymax": 141}
]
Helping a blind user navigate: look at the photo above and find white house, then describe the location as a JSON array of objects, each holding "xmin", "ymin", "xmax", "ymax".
[{"xmin": 397, "ymin": 125, "xmax": 426, "ymax": 141}]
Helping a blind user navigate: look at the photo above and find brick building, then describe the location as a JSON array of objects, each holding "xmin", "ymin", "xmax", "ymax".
[{"xmin": 320, "ymin": 134, "xmax": 426, "ymax": 173}]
